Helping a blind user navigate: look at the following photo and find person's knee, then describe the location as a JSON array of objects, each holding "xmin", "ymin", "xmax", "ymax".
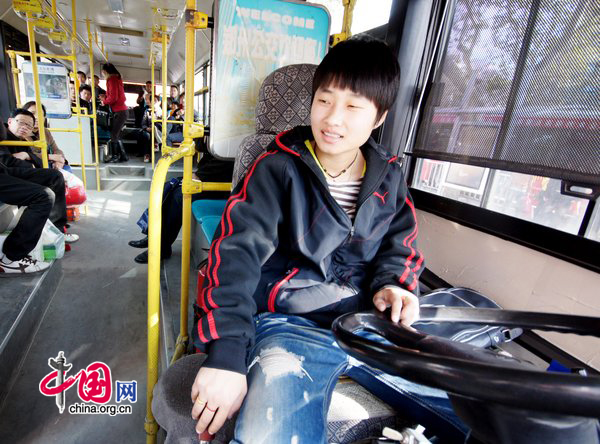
[{"xmin": 48, "ymin": 169, "xmax": 65, "ymax": 189}]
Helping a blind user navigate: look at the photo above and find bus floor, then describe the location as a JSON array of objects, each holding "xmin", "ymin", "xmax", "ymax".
[{"xmin": 0, "ymin": 190, "xmax": 151, "ymax": 444}]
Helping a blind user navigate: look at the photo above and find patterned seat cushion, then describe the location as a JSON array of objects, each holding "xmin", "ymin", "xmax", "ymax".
[{"xmin": 232, "ymin": 64, "xmax": 317, "ymax": 188}]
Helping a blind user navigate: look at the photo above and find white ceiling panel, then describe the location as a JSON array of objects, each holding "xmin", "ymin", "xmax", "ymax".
[{"xmin": 1, "ymin": 0, "xmax": 214, "ymax": 83}]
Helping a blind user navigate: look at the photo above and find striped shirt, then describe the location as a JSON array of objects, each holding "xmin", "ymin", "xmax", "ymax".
[
  {"xmin": 303, "ymin": 139, "xmax": 365, "ymax": 220},
  {"xmin": 327, "ymin": 179, "xmax": 362, "ymax": 219}
]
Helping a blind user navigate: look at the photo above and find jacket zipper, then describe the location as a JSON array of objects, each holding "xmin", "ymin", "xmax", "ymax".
[{"xmin": 268, "ymin": 268, "xmax": 299, "ymax": 312}]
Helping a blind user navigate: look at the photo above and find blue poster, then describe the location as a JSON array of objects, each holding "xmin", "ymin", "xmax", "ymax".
[{"xmin": 210, "ymin": 0, "xmax": 330, "ymax": 158}]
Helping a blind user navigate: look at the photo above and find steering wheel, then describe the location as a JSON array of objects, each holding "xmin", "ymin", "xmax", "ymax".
[{"xmin": 332, "ymin": 308, "xmax": 600, "ymax": 444}]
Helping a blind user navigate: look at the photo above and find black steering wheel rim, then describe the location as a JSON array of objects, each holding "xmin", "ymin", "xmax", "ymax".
[{"xmin": 332, "ymin": 308, "xmax": 600, "ymax": 419}]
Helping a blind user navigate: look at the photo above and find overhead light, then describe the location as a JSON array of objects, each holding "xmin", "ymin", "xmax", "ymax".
[
  {"xmin": 99, "ymin": 25, "xmax": 143, "ymax": 37},
  {"xmin": 107, "ymin": 0, "xmax": 124, "ymax": 14},
  {"xmin": 119, "ymin": 37, "xmax": 130, "ymax": 46},
  {"xmin": 113, "ymin": 51, "xmax": 144, "ymax": 58}
]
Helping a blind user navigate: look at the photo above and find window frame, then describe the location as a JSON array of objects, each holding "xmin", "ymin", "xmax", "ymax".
[{"xmin": 382, "ymin": 0, "xmax": 600, "ymax": 274}]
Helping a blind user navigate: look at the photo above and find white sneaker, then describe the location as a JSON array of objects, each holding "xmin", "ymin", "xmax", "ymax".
[
  {"xmin": 64, "ymin": 233, "xmax": 79, "ymax": 244},
  {"xmin": 0, "ymin": 254, "xmax": 51, "ymax": 275}
]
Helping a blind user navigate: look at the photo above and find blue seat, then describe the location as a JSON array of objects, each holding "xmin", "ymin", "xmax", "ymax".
[{"xmin": 191, "ymin": 199, "xmax": 227, "ymax": 244}]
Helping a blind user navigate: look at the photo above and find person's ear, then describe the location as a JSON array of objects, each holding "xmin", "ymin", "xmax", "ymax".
[{"xmin": 374, "ymin": 111, "xmax": 388, "ymax": 129}]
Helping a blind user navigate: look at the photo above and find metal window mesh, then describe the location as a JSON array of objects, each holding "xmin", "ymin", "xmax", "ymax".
[{"xmin": 412, "ymin": 0, "xmax": 600, "ymax": 186}]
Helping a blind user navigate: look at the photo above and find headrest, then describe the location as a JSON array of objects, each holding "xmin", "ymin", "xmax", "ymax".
[{"xmin": 255, "ymin": 64, "xmax": 317, "ymax": 134}]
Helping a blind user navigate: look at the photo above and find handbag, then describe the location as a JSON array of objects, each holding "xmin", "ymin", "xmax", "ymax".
[{"xmin": 414, "ymin": 287, "xmax": 523, "ymax": 348}]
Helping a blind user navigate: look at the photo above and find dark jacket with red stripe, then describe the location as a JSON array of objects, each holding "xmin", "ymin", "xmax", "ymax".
[{"xmin": 193, "ymin": 126, "xmax": 424, "ymax": 374}]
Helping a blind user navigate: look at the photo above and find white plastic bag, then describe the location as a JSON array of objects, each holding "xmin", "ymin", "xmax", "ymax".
[
  {"xmin": 30, "ymin": 219, "xmax": 65, "ymax": 262},
  {"xmin": 59, "ymin": 169, "xmax": 84, "ymax": 189}
]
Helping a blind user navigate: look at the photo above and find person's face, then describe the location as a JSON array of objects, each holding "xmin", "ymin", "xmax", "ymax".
[
  {"xmin": 310, "ymin": 84, "xmax": 386, "ymax": 159},
  {"xmin": 8, "ymin": 114, "xmax": 34, "ymax": 138},
  {"xmin": 80, "ymin": 90, "xmax": 92, "ymax": 102},
  {"xmin": 26, "ymin": 105, "xmax": 39, "ymax": 131},
  {"xmin": 145, "ymin": 82, "xmax": 152, "ymax": 93},
  {"xmin": 78, "ymin": 74, "xmax": 86, "ymax": 85},
  {"xmin": 99, "ymin": 93, "xmax": 106, "ymax": 102},
  {"xmin": 170, "ymin": 86, "xmax": 178, "ymax": 98},
  {"xmin": 101, "ymin": 70, "xmax": 108, "ymax": 79},
  {"xmin": 69, "ymin": 84, "xmax": 76, "ymax": 100},
  {"xmin": 94, "ymin": 76, "xmax": 100, "ymax": 86}
]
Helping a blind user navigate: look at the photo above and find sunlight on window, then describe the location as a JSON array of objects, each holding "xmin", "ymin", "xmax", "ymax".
[{"xmin": 311, "ymin": 0, "xmax": 392, "ymax": 36}]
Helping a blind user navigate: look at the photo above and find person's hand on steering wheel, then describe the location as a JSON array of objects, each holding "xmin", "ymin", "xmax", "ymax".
[{"xmin": 373, "ymin": 286, "xmax": 420, "ymax": 326}]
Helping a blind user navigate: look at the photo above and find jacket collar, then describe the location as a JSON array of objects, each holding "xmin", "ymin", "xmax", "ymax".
[{"xmin": 274, "ymin": 126, "xmax": 395, "ymax": 204}]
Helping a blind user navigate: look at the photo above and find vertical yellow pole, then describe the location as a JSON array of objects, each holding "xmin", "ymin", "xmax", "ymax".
[
  {"xmin": 25, "ymin": 14, "xmax": 49, "ymax": 168},
  {"xmin": 87, "ymin": 19, "xmax": 101, "ymax": 191},
  {"xmin": 151, "ymin": 55, "xmax": 156, "ymax": 168},
  {"xmin": 161, "ymin": 27, "xmax": 168, "ymax": 151},
  {"xmin": 70, "ymin": 0, "xmax": 87, "ymax": 194},
  {"xmin": 177, "ymin": 0, "xmax": 197, "ymax": 362},
  {"xmin": 8, "ymin": 52, "xmax": 22, "ymax": 107}
]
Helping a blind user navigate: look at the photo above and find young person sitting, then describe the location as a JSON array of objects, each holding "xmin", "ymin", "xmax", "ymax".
[
  {"xmin": 163, "ymin": 38, "xmax": 469, "ymax": 442},
  {"xmin": 1, "ymin": 109, "xmax": 78, "ymax": 246},
  {"xmin": 3, "ymin": 108, "xmax": 43, "ymax": 169},
  {"xmin": 22, "ymin": 101, "xmax": 71, "ymax": 172},
  {"xmin": 0, "ymin": 115, "xmax": 72, "ymax": 274},
  {"xmin": 77, "ymin": 84, "xmax": 93, "ymax": 114}
]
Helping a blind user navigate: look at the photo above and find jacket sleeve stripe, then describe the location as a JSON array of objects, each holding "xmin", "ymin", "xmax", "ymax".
[
  {"xmin": 398, "ymin": 197, "xmax": 424, "ymax": 288},
  {"xmin": 199, "ymin": 151, "xmax": 277, "ymax": 336},
  {"xmin": 207, "ymin": 311, "xmax": 219, "ymax": 340},
  {"xmin": 197, "ymin": 318, "xmax": 209, "ymax": 343}
]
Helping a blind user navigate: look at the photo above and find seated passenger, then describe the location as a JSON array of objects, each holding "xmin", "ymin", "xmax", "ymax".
[
  {"xmin": 22, "ymin": 101, "xmax": 71, "ymax": 172},
  {"xmin": 77, "ymin": 84, "xmax": 93, "ymax": 114},
  {"xmin": 165, "ymin": 93, "xmax": 198, "ymax": 146},
  {"xmin": 93, "ymin": 74, "xmax": 106, "ymax": 99},
  {"xmin": 134, "ymin": 93, "xmax": 154, "ymax": 162},
  {"xmin": 155, "ymin": 38, "xmax": 469, "ymax": 442},
  {"xmin": 0, "ymin": 114, "xmax": 77, "ymax": 273},
  {"xmin": 76, "ymin": 71, "xmax": 87, "ymax": 88},
  {"xmin": 2, "ymin": 108, "xmax": 43, "ymax": 169},
  {"xmin": 128, "ymin": 141, "xmax": 233, "ymax": 263}
]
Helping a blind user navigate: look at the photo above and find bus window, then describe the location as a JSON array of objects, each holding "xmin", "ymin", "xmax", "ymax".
[
  {"xmin": 586, "ymin": 207, "xmax": 600, "ymax": 242},
  {"xmin": 412, "ymin": 158, "xmax": 589, "ymax": 235},
  {"xmin": 311, "ymin": 0, "xmax": 393, "ymax": 35}
]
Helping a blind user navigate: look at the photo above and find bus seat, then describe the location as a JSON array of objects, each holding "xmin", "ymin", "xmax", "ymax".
[
  {"xmin": 191, "ymin": 63, "xmax": 317, "ymax": 245},
  {"xmin": 231, "ymin": 63, "xmax": 317, "ymax": 188}
]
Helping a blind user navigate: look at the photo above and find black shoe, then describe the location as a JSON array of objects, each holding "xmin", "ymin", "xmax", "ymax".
[
  {"xmin": 134, "ymin": 248, "xmax": 172, "ymax": 264},
  {"xmin": 117, "ymin": 140, "xmax": 129, "ymax": 162},
  {"xmin": 128, "ymin": 236, "xmax": 148, "ymax": 248}
]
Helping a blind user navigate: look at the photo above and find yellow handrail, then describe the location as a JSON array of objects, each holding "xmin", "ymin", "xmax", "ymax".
[
  {"xmin": 7, "ymin": 51, "xmax": 21, "ymax": 108},
  {"xmin": 69, "ymin": 0, "xmax": 87, "ymax": 194},
  {"xmin": 25, "ymin": 11, "xmax": 49, "ymax": 169},
  {"xmin": 145, "ymin": 2, "xmax": 215, "ymax": 442},
  {"xmin": 86, "ymin": 18, "xmax": 101, "ymax": 191},
  {"xmin": 151, "ymin": 54, "xmax": 156, "ymax": 168},
  {"xmin": 145, "ymin": 144, "xmax": 189, "ymax": 443},
  {"xmin": 160, "ymin": 26, "xmax": 168, "ymax": 154}
]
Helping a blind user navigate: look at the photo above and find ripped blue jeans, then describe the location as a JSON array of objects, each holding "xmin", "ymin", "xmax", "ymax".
[{"xmin": 231, "ymin": 313, "xmax": 469, "ymax": 444}]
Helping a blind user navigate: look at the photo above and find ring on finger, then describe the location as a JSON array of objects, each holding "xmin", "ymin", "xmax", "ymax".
[
  {"xmin": 205, "ymin": 405, "xmax": 217, "ymax": 413},
  {"xmin": 195, "ymin": 398, "xmax": 207, "ymax": 406}
]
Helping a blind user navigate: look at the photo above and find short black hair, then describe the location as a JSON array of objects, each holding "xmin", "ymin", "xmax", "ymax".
[
  {"xmin": 77, "ymin": 70, "xmax": 86, "ymax": 76},
  {"xmin": 146, "ymin": 80, "xmax": 152, "ymax": 84},
  {"xmin": 11, "ymin": 108, "xmax": 35, "ymax": 120},
  {"xmin": 22, "ymin": 101, "xmax": 47, "ymax": 117},
  {"xmin": 312, "ymin": 37, "xmax": 400, "ymax": 122},
  {"xmin": 79, "ymin": 84, "xmax": 92, "ymax": 93}
]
